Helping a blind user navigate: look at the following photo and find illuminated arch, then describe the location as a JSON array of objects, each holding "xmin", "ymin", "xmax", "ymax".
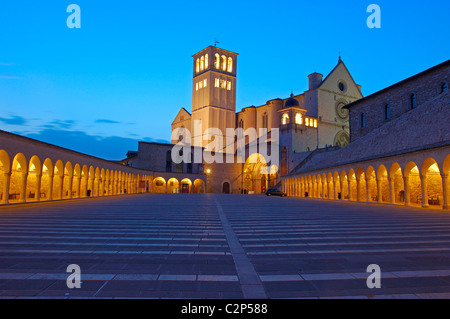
[
  {"xmin": 26, "ymin": 155, "xmax": 42, "ymax": 201},
  {"xmin": 180, "ymin": 178, "xmax": 192, "ymax": 193},
  {"xmin": 421, "ymin": 158, "xmax": 443, "ymax": 207},
  {"xmin": 193, "ymin": 179, "xmax": 205, "ymax": 193},
  {"xmin": 53, "ymin": 160, "xmax": 64, "ymax": 200},
  {"xmin": 153, "ymin": 177, "xmax": 166, "ymax": 193},
  {"xmin": 389, "ymin": 163, "xmax": 404, "ymax": 204},
  {"xmin": 63, "ymin": 162, "xmax": 73, "ymax": 199},
  {"xmin": 215, "ymin": 53, "xmax": 220, "ymax": 69},
  {"xmin": 0, "ymin": 149, "xmax": 11, "ymax": 203},
  {"xmin": 10, "ymin": 153, "xmax": 28, "ymax": 203},
  {"xmin": 221, "ymin": 55, "xmax": 227, "ymax": 71},
  {"xmin": 200, "ymin": 56, "xmax": 205, "ymax": 71},
  {"xmin": 376, "ymin": 164, "xmax": 389, "ymax": 203},
  {"xmin": 81, "ymin": 165, "xmax": 88, "ymax": 198},
  {"xmin": 167, "ymin": 178, "xmax": 179, "ymax": 194},
  {"xmin": 227, "ymin": 57, "xmax": 233, "ymax": 72},
  {"xmin": 404, "ymin": 161, "xmax": 421, "ymax": 206}
]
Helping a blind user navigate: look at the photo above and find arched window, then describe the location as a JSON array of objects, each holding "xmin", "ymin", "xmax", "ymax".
[
  {"xmin": 205, "ymin": 54, "xmax": 209, "ymax": 69},
  {"xmin": 215, "ymin": 78, "xmax": 220, "ymax": 88},
  {"xmin": 227, "ymin": 57, "xmax": 233, "ymax": 72},
  {"xmin": 239, "ymin": 119, "xmax": 244, "ymax": 129},
  {"xmin": 305, "ymin": 118, "xmax": 309, "ymax": 126},
  {"xmin": 361, "ymin": 113, "xmax": 366, "ymax": 128},
  {"xmin": 295, "ymin": 113, "xmax": 302, "ymax": 125},
  {"xmin": 411, "ymin": 94, "xmax": 416, "ymax": 109},
  {"xmin": 314, "ymin": 119, "xmax": 318, "ymax": 128},
  {"xmin": 262, "ymin": 112, "xmax": 268, "ymax": 129},
  {"xmin": 385, "ymin": 104, "xmax": 390, "ymax": 120},
  {"xmin": 221, "ymin": 55, "xmax": 227, "ymax": 71},
  {"xmin": 196, "ymin": 58, "xmax": 200, "ymax": 73},
  {"xmin": 215, "ymin": 54, "xmax": 220, "ymax": 69},
  {"xmin": 227, "ymin": 81, "xmax": 231, "ymax": 91},
  {"xmin": 442, "ymin": 82, "xmax": 448, "ymax": 93},
  {"xmin": 200, "ymin": 56, "xmax": 205, "ymax": 71},
  {"xmin": 282, "ymin": 114, "xmax": 289, "ymax": 125}
]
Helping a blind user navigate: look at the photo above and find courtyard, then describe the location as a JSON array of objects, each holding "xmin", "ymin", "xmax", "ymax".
[{"xmin": 0, "ymin": 193, "xmax": 450, "ymax": 299}]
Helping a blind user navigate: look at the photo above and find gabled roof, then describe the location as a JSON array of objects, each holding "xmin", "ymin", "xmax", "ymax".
[
  {"xmin": 171, "ymin": 107, "xmax": 191, "ymax": 125},
  {"xmin": 319, "ymin": 58, "xmax": 361, "ymax": 93}
]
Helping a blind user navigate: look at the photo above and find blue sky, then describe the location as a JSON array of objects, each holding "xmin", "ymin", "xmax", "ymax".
[{"xmin": 0, "ymin": 0, "xmax": 449, "ymax": 159}]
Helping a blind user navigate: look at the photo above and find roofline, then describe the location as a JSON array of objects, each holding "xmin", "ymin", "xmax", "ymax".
[
  {"xmin": 192, "ymin": 46, "xmax": 239, "ymax": 57},
  {"xmin": 344, "ymin": 59, "xmax": 450, "ymax": 109}
]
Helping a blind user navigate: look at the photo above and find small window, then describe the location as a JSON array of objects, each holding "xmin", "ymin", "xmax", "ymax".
[
  {"xmin": 262, "ymin": 112, "xmax": 268, "ymax": 129},
  {"xmin": 215, "ymin": 78, "xmax": 220, "ymax": 88},
  {"xmin": 205, "ymin": 54, "xmax": 209, "ymax": 69},
  {"xmin": 442, "ymin": 82, "xmax": 448, "ymax": 93},
  {"xmin": 385, "ymin": 104, "xmax": 390, "ymax": 120},
  {"xmin": 227, "ymin": 57, "xmax": 233, "ymax": 73},
  {"xmin": 221, "ymin": 55, "xmax": 227, "ymax": 71},
  {"xmin": 200, "ymin": 56, "xmax": 205, "ymax": 71},
  {"xmin": 196, "ymin": 59, "xmax": 200, "ymax": 73},
  {"xmin": 411, "ymin": 94, "xmax": 416, "ymax": 109},
  {"xmin": 338, "ymin": 81, "xmax": 346, "ymax": 92},
  {"xmin": 215, "ymin": 54, "xmax": 220, "ymax": 69},
  {"xmin": 227, "ymin": 81, "xmax": 231, "ymax": 91},
  {"xmin": 282, "ymin": 114, "xmax": 289, "ymax": 125},
  {"xmin": 305, "ymin": 118, "xmax": 309, "ymax": 126},
  {"xmin": 295, "ymin": 113, "xmax": 302, "ymax": 125},
  {"xmin": 361, "ymin": 113, "xmax": 366, "ymax": 128}
]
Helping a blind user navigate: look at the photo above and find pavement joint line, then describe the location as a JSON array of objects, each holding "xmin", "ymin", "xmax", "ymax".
[
  {"xmin": 213, "ymin": 195, "xmax": 268, "ymax": 299},
  {"xmin": 0, "ymin": 273, "xmax": 240, "ymax": 282}
]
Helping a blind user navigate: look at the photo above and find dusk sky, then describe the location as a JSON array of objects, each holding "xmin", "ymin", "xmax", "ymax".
[{"xmin": 1, "ymin": 0, "xmax": 449, "ymax": 160}]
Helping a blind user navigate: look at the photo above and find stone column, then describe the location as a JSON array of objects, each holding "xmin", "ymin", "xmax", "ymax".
[
  {"xmin": 19, "ymin": 173, "xmax": 27, "ymax": 203},
  {"xmin": 421, "ymin": 174, "xmax": 429, "ymax": 208},
  {"xmin": 442, "ymin": 174, "xmax": 449, "ymax": 210},
  {"xmin": 67, "ymin": 176, "xmax": 73, "ymax": 199},
  {"xmin": 76, "ymin": 177, "xmax": 81, "ymax": 198},
  {"xmin": 340, "ymin": 180, "xmax": 344, "ymax": 200},
  {"xmin": 47, "ymin": 176, "xmax": 53, "ymax": 201},
  {"xmin": 404, "ymin": 176, "xmax": 410, "ymax": 206},
  {"xmin": 36, "ymin": 174, "xmax": 42, "ymax": 202},
  {"xmin": 59, "ymin": 176, "xmax": 64, "ymax": 200},
  {"xmin": 377, "ymin": 178, "xmax": 382, "ymax": 203},
  {"xmin": 356, "ymin": 178, "xmax": 361, "ymax": 202},
  {"xmin": 2, "ymin": 173, "xmax": 11, "ymax": 205},
  {"xmin": 348, "ymin": 179, "xmax": 352, "ymax": 201},
  {"xmin": 389, "ymin": 178, "xmax": 395, "ymax": 204},
  {"xmin": 323, "ymin": 181, "xmax": 327, "ymax": 199},
  {"xmin": 365, "ymin": 177, "xmax": 371, "ymax": 202}
]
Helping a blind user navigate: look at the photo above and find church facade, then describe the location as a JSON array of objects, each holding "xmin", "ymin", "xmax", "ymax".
[{"xmin": 169, "ymin": 46, "xmax": 363, "ymax": 194}]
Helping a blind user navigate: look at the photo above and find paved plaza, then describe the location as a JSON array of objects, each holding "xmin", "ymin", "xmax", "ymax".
[{"xmin": 1, "ymin": 194, "xmax": 450, "ymax": 299}]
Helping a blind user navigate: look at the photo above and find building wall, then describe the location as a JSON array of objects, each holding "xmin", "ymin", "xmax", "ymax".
[{"xmin": 349, "ymin": 61, "xmax": 449, "ymax": 142}]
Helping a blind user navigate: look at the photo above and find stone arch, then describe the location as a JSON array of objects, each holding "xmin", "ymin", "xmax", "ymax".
[
  {"xmin": 421, "ymin": 158, "xmax": 443, "ymax": 208},
  {"xmin": 356, "ymin": 167, "xmax": 367, "ymax": 202},
  {"xmin": 0, "ymin": 150, "xmax": 11, "ymax": 204},
  {"xmin": 389, "ymin": 162, "xmax": 404, "ymax": 204},
  {"xmin": 193, "ymin": 179, "xmax": 205, "ymax": 193},
  {"xmin": 317, "ymin": 174, "xmax": 323, "ymax": 198},
  {"xmin": 443, "ymin": 155, "xmax": 450, "ymax": 209},
  {"xmin": 404, "ymin": 161, "xmax": 422, "ymax": 206},
  {"xmin": 26, "ymin": 155, "xmax": 42, "ymax": 201},
  {"xmin": 180, "ymin": 178, "xmax": 192, "ymax": 193},
  {"xmin": 348, "ymin": 169, "xmax": 357, "ymax": 201},
  {"xmin": 321, "ymin": 173, "xmax": 328, "ymax": 199},
  {"xmin": 63, "ymin": 162, "xmax": 73, "ymax": 199},
  {"xmin": 88, "ymin": 166, "xmax": 95, "ymax": 197},
  {"xmin": 167, "ymin": 178, "xmax": 179, "ymax": 194},
  {"xmin": 41, "ymin": 158, "xmax": 54, "ymax": 201},
  {"xmin": 333, "ymin": 131, "xmax": 350, "ymax": 148},
  {"xmin": 376, "ymin": 164, "xmax": 390, "ymax": 203},
  {"xmin": 10, "ymin": 153, "xmax": 28, "ymax": 203},
  {"xmin": 53, "ymin": 160, "xmax": 64, "ymax": 200},
  {"xmin": 243, "ymin": 153, "xmax": 269, "ymax": 194},
  {"xmin": 153, "ymin": 177, "xmax": 166, "ymax": 193},
  {"xmin": 340, "ymin": 170, "xmax": 349, "ymax": 200},
  {"xmin": 94, "ymin": 167, "xmax": 100, "ymax": 196},
  {"xmin": 366, "ymin": 166, "xmax": 377, "ymax": 202}
]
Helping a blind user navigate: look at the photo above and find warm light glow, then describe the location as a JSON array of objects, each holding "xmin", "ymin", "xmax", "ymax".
[
  {"xmin": 282, "ymin": 113, "xmax": 289, "ymax": 125},
  {"xmin": 203, "ymin": 79, "xmax": 207, "ymax": 87},
  {"xmin": 205, "ymin": 54, "xmax": 209, "ymax": 69},
  {"xmin": 295, "ymin": 113, "xmax": 302, "ymax": 125},
  {"xmin": 314, "ymin": 119, "xmax": 318, "ymax": 128},
  {"xmin": 196, "ymin": 58, "xmax": 200, "ymax": 73},
  {"xmin": 227, "ymin": 81, "xmax": 231, "ymax": 91},
  {"xmin": 221, "ymin": 55, "xmax": 227, "ymax": 71},
  {"xmin": 429, "ymin": 163, "xmax": 440, "ymax": 172},
  {"xmin": 196, "ymin": 83, "xmax": 198, "ymax": 91},
  {"xmin": 215, "ymin": 78, "xmax": 220, "ymax": 88},
  {"xmin": 215, "ymin": 53, "xmax": 220, "ymax": 69},
  {"xmin": 305, "ymin": 118, "xmax": 309, "ymax": 126},
  {"xmin": 206, "ymin": 169, "xmax": 211, "ymax": 174},
  {"xmin": 227, "ymin": 57, "xmax": 233, "ymax": 72},
  {"xmin": 200, "ymin": 56, "xmax": 205, "ymax": 71}
]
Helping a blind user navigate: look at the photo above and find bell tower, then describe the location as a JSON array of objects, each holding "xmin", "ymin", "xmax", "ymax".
[{"xmin": 191, "ymin": 46, "xmax": 238, "ymax": 149}]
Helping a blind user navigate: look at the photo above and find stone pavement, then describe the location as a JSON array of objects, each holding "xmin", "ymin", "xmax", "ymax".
[{"xmin": 0, "ymin": 194, "xmax": 450, "ymax": 299}]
